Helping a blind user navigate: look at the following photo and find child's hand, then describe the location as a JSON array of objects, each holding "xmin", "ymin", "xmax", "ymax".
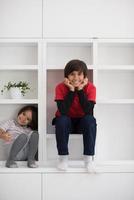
[
  {"xmin": 64, "ymin": 78, "xmax": 75, "ymax": 91},
  {"xmin": 77, "ymin": 77, "xmax": 88, "ymax": 90},
  {"xmin": 1, "ymin": 132, "xmax": 12, "ymax": 142}
]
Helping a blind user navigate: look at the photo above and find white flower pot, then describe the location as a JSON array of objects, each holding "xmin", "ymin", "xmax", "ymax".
[{"xmin": 10, "ymin": 88, "xmax": 23, "ymax": 99}]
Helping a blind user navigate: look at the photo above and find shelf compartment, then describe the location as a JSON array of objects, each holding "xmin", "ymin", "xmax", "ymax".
[
  {"xmin": 0, "ymin": 42, "xmax": 38, "ymax": 65},
  {"xmin": 0, "ymin": 104, "xmax": 38, "ymax": 161},
  {"xmin": 46, "ymin": 69, "xmax": 93, "ymax": 161},
  {"xmin": 0, "ymin": 70, "xmax": 38, "ymax": 99},
  {"xmin": 98, "ymin": 42, "xmax": 134, "ymax": 65},
  {"xmin": 96, "ymin": 104, "xmax": 134, "ymax": 161},
  {"xmin": 97, "ymin": 70, "xmax": 134, "ymax": 99},
  {"xmin": 46, "ymin": 42, "xmax": 93, "ymax": 68},
  {"xmin": 46, "ymin": 135, "xmax": 83, "ymax": 160},
  {"xmin": 46, "ymin": 69, "xmax": 93, "ymax": 135}
]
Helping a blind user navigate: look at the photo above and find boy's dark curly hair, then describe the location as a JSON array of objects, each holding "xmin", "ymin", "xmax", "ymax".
[{"xmin": 64, "ymin": 59, "xmax": 88, "ymax": 78}]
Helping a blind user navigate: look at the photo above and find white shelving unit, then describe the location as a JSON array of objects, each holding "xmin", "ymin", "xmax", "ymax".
[
  {"xmin": 44, "ymin": 38, "xmax": 97, "ymax": 166},
  {"xmin": 42, "ymin": 38, "xmax": 134, "ymax": 170},
  {"xmin": 96, "ymin": 39, "xmax": 134, "ymax": 164},
  {"xmin": 0, "ymin": 38, "xmax": 134, "ymax": 171},
  {"xmin": 0, "ymin": 39, "xmax": 43, "ymax": 162}
]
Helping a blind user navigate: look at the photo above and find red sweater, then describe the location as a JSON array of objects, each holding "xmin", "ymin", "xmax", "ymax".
[{"xmin": 55, "ymin": 82, "xmax": 96, "ymax": 118}]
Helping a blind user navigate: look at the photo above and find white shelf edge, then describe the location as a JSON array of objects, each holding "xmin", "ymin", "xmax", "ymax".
[
  {"xmin": 0, "ymin": 160, "xmax": 134, "ymax": 173},
  {"xmin": 46, "ymin": 65, "xmax": 134, "ymax": 70},
  {"xmin": 0, "ymin": 99, "xmax": 38, "ymax": 104},
  {"xmin": 0, "ymin": 65, "xmax": 38, "ymax": 70},
  {"xmin": 47, "ymin": 134, "xmax": 83, "ymax": 139},
  {"xmin": 97, "ymin": 65, "xmax": 134, "ymax": 70},
  {"xmin": 46, "ymin": 66, "xmax": 65, "ymax": 70},
  {"xmin": 97, "ymin": 99, "xmax": 134, "ymax": 104},
  {"xmin": 46, "ymin": 65, "xmax": 94, "ymax": 70},
  {"xmin": 0, "ymin": 38, "xmax": 41, "ymax": 43},
  {"xmin": 44, "ymin": 38, "xmax": 93, "ymax": 43},
  {"xmin": 97, "ymin": 38, "xmax": 134, "ymax": 43}
]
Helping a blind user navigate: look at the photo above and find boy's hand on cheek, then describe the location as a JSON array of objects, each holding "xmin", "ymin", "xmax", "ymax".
[
  {"xmin": 64, "ymin": 78, "xmax": 75, "ymax": 91},
  {"xmin": 77, "ymin": 77, "xmax": 88, "ymax": 90}
]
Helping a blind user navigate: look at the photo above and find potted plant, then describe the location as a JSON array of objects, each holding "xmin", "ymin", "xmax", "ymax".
[{"xmin": 1, "ymin": 81, "xmax": 30, "ymax": 99}]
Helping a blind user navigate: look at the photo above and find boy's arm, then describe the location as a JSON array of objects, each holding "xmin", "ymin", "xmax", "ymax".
[
  {"xmin": 56, "ymin": 91, "xmax": 75, "ymax": 115},
  {"xmin": 77, "ymin": 90, "xmax": 95, "ymax": 115}
]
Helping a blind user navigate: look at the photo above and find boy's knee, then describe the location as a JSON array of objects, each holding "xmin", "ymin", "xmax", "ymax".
[
  {"xmin": 82, "ymin": 115, "xmax": 96, "ymax": 125},
  {"xmin": 56, "ymin": 116, "xmax": 71, "ymax": 126}
]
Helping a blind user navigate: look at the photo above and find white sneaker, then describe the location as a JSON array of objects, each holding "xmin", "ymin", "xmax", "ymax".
[
  {"xmin": 84, "ymin": 155, "xmax": 96, "ymax": 173},
  {"xmin": 85, "ymin": 160, "xmax": 96, "ymax": 173},
  {"xmin": 57, "ymin": 156, "xmax": 68, "ymax": 171}
]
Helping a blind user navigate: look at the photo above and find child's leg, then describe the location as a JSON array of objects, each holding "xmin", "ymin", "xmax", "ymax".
[
  {"xmin": 27, "ymin": 131, "xmax": 39, "ymax": 168},
  {"xmin": 55, "ymin": 116, "xmax": 71, "ymax": 155},
  {"xmin": 80, "ymin": 115, "xmax": 96, "ymax": 156},
  {"xmin": 55, "ymin": 116, "xmax": 71, "ymax": 170},
  {"xmin": 79, "ymin": 115, "xmax": 97, "ymax": 172},
  {"xmin": 6, "ymin": 134, "xmax": 28, "ymax": 168}
]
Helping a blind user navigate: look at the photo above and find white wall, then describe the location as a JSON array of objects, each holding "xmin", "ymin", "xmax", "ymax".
[
  {"xmin": 0, "ymin": 0, "xmax": 133, "ymax": 38},
  {"xmin": 44, "ymin": 0, "xmax": 134, "ymax": 38},
  {"xmin": 0, "ymin": 0, "xmax": 42, "ymax": 38}
]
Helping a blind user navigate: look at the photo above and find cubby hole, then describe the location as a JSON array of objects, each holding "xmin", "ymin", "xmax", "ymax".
[
  {"xmin": 0, "ymin": 70, "xmax": 38, "ymax": 99},
  {"xmin": 0, "ymin": 42, "xmax": 38, "ymax": 65},
  {"xmin": 98, "ymin": 43, "xmax": 134, "ymax": 65},
  {"xmin": 96, "ymin": 104, "xmax": 134, "ymax": 161},
  {"xmin": 0, "ymin": 104, "xmax": 38, "ymax": 161},
  {"xmin": 46, "ymin": 42, "xmax": 93, "ymax": 68}
]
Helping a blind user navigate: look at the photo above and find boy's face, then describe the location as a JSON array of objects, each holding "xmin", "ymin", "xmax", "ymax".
[
  {"xmin": 67, "ymin": 71, "xmax": 85, "ymax": 87},
  {"xmin": 17, "ymin": 110, "xmax": 32, "ymax": 126}
]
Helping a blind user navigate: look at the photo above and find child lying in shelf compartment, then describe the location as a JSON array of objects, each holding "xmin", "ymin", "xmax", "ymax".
[{"xmin": 0, "ymin": 105, "xmax": 38, "ymax": 168}]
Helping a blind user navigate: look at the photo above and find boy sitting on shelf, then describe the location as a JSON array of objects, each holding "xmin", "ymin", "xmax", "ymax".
[{"xmin": 52, "ymin": 59, "xmax": 97, "ymax": 172}]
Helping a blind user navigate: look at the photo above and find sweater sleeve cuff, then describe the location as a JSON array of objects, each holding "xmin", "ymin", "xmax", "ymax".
[
  {"xmin": 68, "ymin": 90, "xmax": 75, "ymax": 96},
  {"xmin": 77, "ymin": 89, "xmax": 84, "ymax": 96}
]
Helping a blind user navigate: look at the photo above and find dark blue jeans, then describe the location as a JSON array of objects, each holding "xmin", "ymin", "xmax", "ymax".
[{"xmin": 54, "ymin": 115, "xmax": 97, "ymax": 156}]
